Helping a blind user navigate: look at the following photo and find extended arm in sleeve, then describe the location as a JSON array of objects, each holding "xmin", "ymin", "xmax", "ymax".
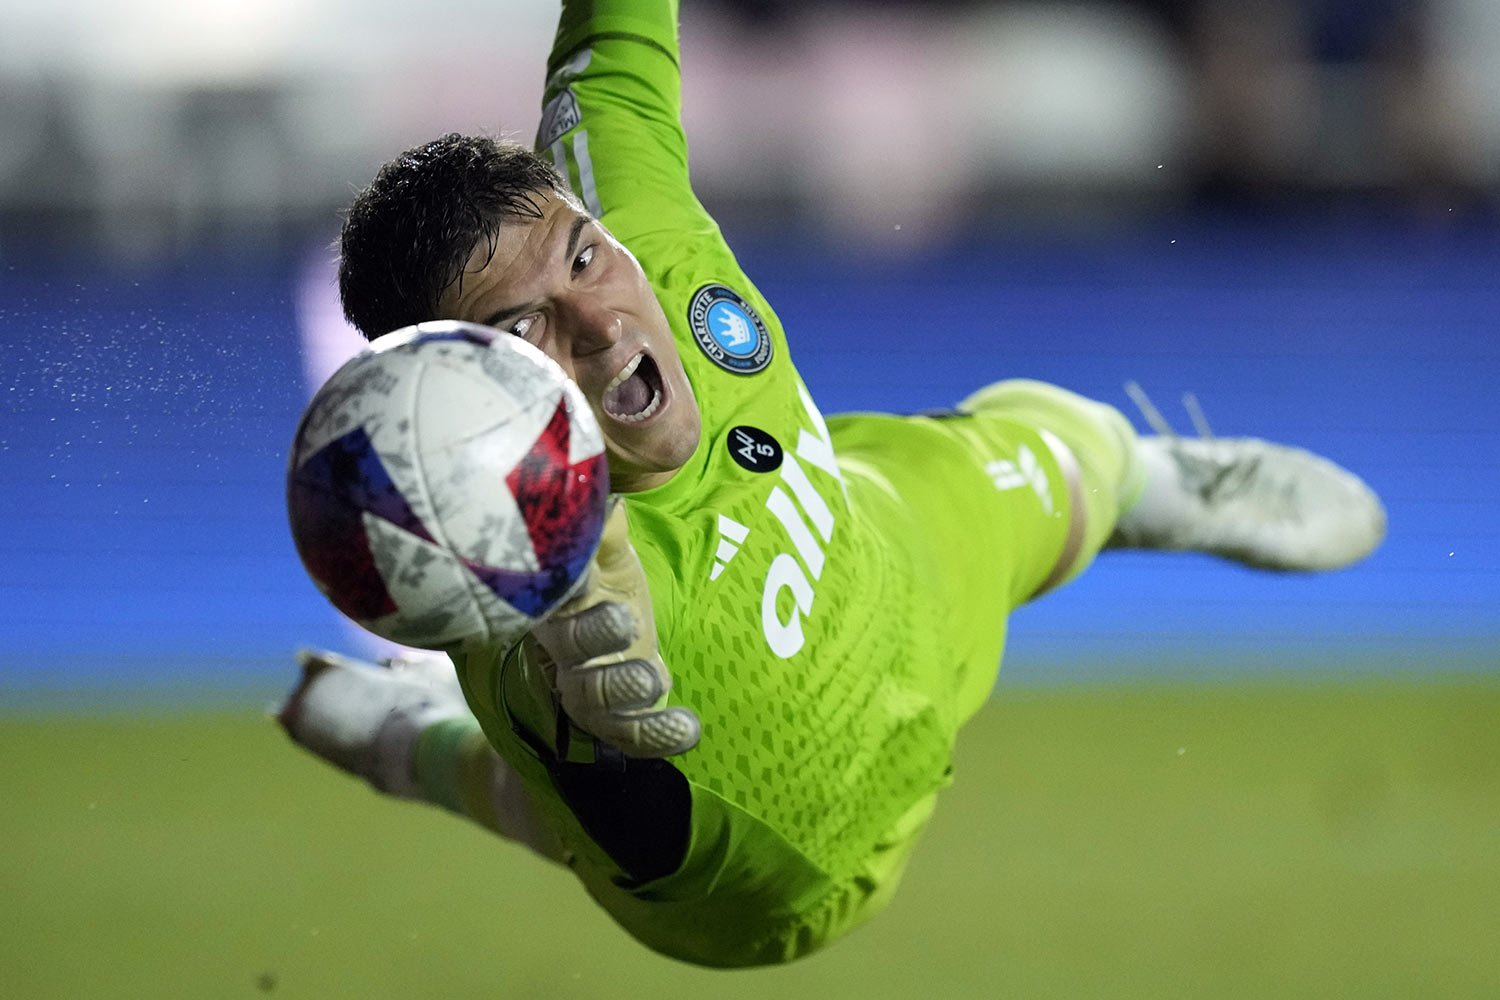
[
  {"xmin": 537, "ymin": 0, "xmax": 724, "ymax": 252},
  {"xmin": 414, "ymin": 717, "xmax": 568, "ymax": 864}
]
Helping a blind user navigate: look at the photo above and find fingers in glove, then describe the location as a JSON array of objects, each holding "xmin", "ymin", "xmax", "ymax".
[
  {"xmin": 531, "ymin": 601, "xmax": 637, "ymax": 665},
  {"xmin": 581, "ymin": 705, "xmax": 702, "ymax": 759},
  {"xmin": 556, "ymin": 656, "xmax": 668, "ymax": 717}
]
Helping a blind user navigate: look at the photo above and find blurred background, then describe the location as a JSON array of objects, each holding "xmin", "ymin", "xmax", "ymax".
[
  {"xmin": 3, "ymin": 0, "xmax": 1497, "ymax": 996},
  {"xmin": 4, "ymin": 0, "xmax": 1496, "ymax": 693}
]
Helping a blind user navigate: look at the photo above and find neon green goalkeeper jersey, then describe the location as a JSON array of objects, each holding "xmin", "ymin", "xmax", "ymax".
[{"xmin": 448, "ymin": 0, "xmax": 1092, "ymax": 968}]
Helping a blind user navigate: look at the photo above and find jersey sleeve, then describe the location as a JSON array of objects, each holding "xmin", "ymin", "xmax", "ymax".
[{"xmin": 537, "ymin": 0, "xmax": 722, "ymax": 258}]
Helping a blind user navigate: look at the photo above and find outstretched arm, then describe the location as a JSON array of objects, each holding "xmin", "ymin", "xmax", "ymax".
[
  {"xmin": 537, "ymin": 0, "xmax": 725, "ymax": 262},
  {"xmin": 277, "ymin": 648, "xmax": 566, "ymax": 864}
]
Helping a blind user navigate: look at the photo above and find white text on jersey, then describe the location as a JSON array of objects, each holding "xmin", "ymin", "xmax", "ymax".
[{"xmin": 760, "ymin": 386, "xmax": 845, "ymax": 659}]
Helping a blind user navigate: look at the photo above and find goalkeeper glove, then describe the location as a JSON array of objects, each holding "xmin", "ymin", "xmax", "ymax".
[
  {"xmin": 276, "ymin": 647, "xmax": 467, "ymax": 798},
  {"xmin": 528, "ymin": 498, "xmax": 701, "ymax": 758}
]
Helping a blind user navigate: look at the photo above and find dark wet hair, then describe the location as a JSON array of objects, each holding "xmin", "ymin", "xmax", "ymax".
[{"xmin": 337, "ymin": 133, "xmax": 570, "ymax": 340}]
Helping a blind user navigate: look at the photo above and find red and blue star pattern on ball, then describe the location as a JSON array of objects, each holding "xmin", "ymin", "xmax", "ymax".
[
  {"xmin": 287, "ymin": 424, "xmax": 434, "ymax": 621},
  {"xmin": 466, "ymin": 397, "xmax": 609, "ymax": 617},
  {"xmin": 288, "ymin": 395, "xmax": 607, "ymax": 626}
]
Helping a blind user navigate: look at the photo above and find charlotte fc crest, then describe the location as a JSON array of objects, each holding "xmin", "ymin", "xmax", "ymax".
[{"xmin": 688, "ymin": 284, "xmax": 772, "ymax": 375}]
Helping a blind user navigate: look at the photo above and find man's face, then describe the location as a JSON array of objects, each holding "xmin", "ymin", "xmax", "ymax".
[{"xmin": 438, "ymin": 191, "xmax": 701, "ymax": 493}]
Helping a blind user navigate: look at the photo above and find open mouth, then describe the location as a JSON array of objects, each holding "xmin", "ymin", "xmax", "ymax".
[{"xmin": 601, "ymin": 352, "xmax": 664, "ymax": 424}]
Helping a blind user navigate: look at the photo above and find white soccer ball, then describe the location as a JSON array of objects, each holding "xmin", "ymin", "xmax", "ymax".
[{"xmin": 287, "ymin": 320, "xmax": 610, "ymax": 650}]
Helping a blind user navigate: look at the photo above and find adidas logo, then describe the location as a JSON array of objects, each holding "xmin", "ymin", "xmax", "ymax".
[
  {"xmin": 986, "ymin": 444, "xmax": 1053, "ymax": 514},
  {"xmin": 710, "ymin": 514, "xmax": 750, "ymax": 581}
]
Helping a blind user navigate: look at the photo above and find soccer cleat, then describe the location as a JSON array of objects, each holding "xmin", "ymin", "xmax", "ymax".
[
  {"xmin": 277, "ymin": 648, "xmax": 471, "ymax": 797},
  {"xmin": 1109, "ymin": 385, "xmax": 1387, "ymax": 571}
]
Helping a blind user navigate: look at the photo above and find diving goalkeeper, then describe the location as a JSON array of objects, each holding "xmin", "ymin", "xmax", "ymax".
[{"xmin": 280, "ymin": 0, "xmax": 1386, "ymax": 968}]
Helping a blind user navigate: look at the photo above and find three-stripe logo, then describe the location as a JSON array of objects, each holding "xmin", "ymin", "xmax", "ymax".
[
  {"xmin": 710, "ymin": 514, "xmax": 750, "ymax": 581},
  {"xmin": 985, "ymin": 444, "xmax": 1054, "ymax": 514}
]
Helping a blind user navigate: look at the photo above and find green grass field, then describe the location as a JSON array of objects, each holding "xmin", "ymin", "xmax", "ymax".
[{"xmin": 4, "ymin": 679, "xmax": 1498, "ymax": 999}]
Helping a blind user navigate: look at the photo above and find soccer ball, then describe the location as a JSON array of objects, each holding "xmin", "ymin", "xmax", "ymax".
[{"xmin": 287, "ymin": 320, "xmax": 610, "ymax": 650}]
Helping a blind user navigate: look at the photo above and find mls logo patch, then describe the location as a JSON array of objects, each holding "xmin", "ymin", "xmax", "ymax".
[
  {"xmin": 537, "ymin": 88, "xmax": 581, "ymax": 147},
  {"xmin": 688, "ymin": 284, "xmax": 772, "ymax": 375}
]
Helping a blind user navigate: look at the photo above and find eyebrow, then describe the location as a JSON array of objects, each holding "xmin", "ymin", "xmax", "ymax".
[
  {"xmin": 563, "ymin": 214, "xmax": 589, "ymax": 264},
  {"xmin": 479, "ymin": 214, "xmax": 592, "ymax": 329}
]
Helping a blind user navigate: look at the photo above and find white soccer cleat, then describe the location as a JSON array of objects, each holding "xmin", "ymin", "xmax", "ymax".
[
  {"xmin": 1110, "ymin": 386, "xmax": 1386, "ymax": 571},
  {"xmin": 379, "ymin": 648, "xmax": 467, "ymax": 703},
  {"xmin": 277, "ymin": 648, "xmax": 471, "ymax": 797}
]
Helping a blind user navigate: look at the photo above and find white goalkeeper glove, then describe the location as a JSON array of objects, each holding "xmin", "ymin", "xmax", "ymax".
[
  {"xmin": 276, "ymin": 648, "xmax": 468, "ymax": 798},
  {"xmin": 527, "ymin": 499, "xmax": 701, "ymax": 759}
]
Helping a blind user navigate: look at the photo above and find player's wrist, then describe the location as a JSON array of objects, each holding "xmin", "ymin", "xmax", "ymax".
[{"xmin": 370, "ymin": 701, "xmax": 469, "ymax": 799}]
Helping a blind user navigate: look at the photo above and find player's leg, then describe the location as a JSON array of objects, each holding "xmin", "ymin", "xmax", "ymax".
[
  {"xmin": 278, "ymin": 649, "xmax": 565, "ymax": 863},
  {"xmin": 957, "ymin": 378, "xmax": 1146, "ymax": 595},
  {"xmin": 826, "ymin": 389, "xmax": 1136, "ymax": 723},
  {"xmin": 962, "ymin": 379, "xmax": 1387, "ymax": 573}
]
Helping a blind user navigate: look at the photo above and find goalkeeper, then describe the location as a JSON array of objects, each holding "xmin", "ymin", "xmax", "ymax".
[{"xmin": 280, "ymin": 0, "xmax": 1385, "ymax": 968}]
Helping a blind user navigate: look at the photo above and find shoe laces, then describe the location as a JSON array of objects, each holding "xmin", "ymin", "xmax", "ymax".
[
  {"xmin": 1125, "ymin": 381, "xmax": 1284, "ymax": 510},
  {"xmin": 1125, "ymin": 380, "xmax": 1213, "ymax": 441}
]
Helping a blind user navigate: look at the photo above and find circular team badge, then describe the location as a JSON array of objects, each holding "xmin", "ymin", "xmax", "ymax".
[
  {"xmin": 726, "ymin": 425, "xmax": 783, "ymax": 473},
  {"xmin": 688, "ymin": 284, "xmax": 772, "ymax": 375}
]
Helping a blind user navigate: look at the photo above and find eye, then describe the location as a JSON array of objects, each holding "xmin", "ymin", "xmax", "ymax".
[
  {"xmin": 508, "ymin": 314, "xmax": 538, "ymax": 340},
  {"xmin": 572, "ymin": 245, "xmax": 594, "ymax": 275}
]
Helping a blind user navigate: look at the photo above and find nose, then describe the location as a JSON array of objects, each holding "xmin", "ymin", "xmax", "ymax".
[{"xmin": 565, "ymin": 294, "xmax": 623, "ymax": 356}]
